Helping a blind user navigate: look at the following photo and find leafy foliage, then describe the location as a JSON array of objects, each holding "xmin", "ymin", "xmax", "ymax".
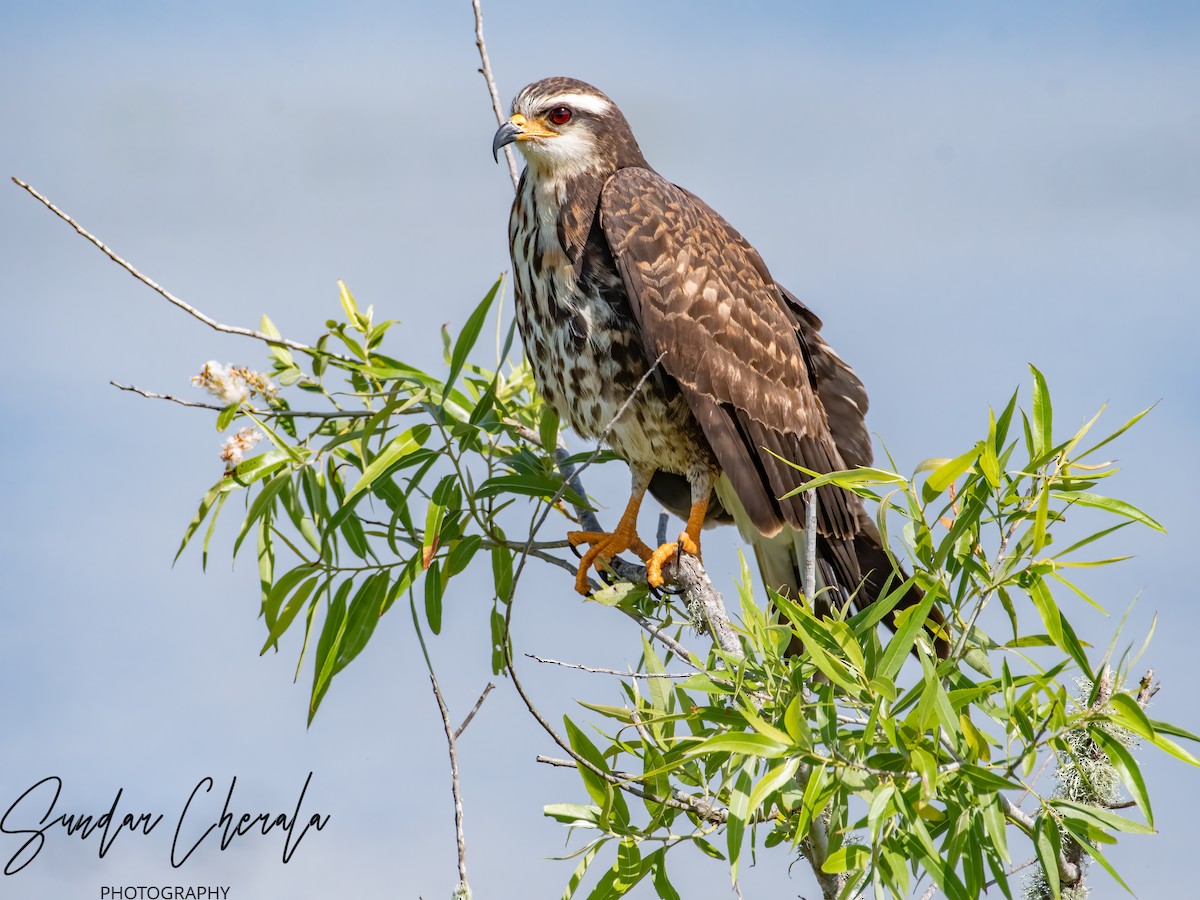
[{"xmin": 177, "ymin": 281, "xmax": 1195, "ymax": 898}]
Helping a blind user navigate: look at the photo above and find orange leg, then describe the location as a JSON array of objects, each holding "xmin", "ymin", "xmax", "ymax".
[
  {"xmin": 646, "ymin": 495, "xmax": 709, "ymax": 588},
  {"xmin": 567, "ymin": 481, "xmax": 653, "ymax": 595}
]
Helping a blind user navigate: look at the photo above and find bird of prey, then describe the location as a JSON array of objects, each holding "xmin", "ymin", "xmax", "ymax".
[{"xmin": 493, "ymin": 77, "xmax": 946, "ymax": 656}]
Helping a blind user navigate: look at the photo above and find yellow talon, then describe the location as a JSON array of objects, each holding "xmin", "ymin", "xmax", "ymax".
[{"xmin": 646, "ymin": 533, "xmax": 700, "ymax": 587}]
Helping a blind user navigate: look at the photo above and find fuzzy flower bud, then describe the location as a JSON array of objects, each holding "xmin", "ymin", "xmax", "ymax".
[
  {"xmin": 219, "ymin": 427, "xmax": 263, "ymax": 469},
  {"xmin": 192, "ymin": 361, "xmax": 277, "ymax": 405}
]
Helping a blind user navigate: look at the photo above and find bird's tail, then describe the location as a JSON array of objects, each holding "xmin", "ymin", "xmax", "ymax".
[{"xmin": 751, "ymin": 511, "xmax": 949, "ymax": 659}]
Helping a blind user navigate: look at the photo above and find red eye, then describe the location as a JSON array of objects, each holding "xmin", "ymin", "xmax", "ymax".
[{"xmin": 548, "ymin": 106, "xmax": 572, "ymax": 126}]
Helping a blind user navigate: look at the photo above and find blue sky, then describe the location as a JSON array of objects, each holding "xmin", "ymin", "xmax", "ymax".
[{"xmin": 2, "ymin": 2, "xmax": 1197, "ymax": 897}]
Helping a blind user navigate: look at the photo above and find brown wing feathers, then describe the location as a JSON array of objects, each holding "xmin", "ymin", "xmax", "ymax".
[{"xmin": 599, "ymin": 167, "xmax": 862, "ymax": 592}]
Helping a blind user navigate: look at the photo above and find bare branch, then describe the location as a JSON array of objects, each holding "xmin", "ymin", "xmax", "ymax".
[
  {"xmin": 525, "ymin": 654, "xmax": 692, "ymax": 679},
  {"xmin": 454, "ymin": 682, "xmax": 496, "ymax": 741},
  {"xmin": 804, "ymin": 486, "xmax": 817, "ymax": 601},
  {"xmin": 471, "ymin": 0, "xmax": 520, "ymax": 190},
  {"xmin": 428, "ymin": 672, "xmax": 470, "ymax": 893},
  {"xmin": 534, "ymin": 756, "xmax": 730, "ymax": 824},
  {"xmin": 12, "ymin": 178, "xmax": 327, "ymax": 356},
  {"xmin": 110, "ymin": 381, "xmax": 364, "ymax": 419}
]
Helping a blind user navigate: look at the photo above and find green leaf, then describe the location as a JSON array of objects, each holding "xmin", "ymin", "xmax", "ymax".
[
  {"xmin": 822, "ymin": 843, "xmax": 870, "ymax": 874},
  {"xmin": 1030, "ymin": 363, "xmax": 1053, "ymax": 456},
  {"xmin": 1054, "ymin": 491, "xmax": 1165, "ymax": 533},
  {"xmin": 445, "ymin": 534, "xmax": 483, "ymax": 577},
  {"xmin": 476, "ymin": 473, "xmax": 587, "ymax": 508},
  {"xmin": 445, "ymin": 277, "xmax": 502, "ymax": 397},
  {"xmin": 424, "ymin": 560, "xmax": 443, "ymax": 634},
  {"xmin": 1076, "ymin": 402, "xmax": 1156, "ymax": 462},
  {"xmin": 492, "ymin": 542, "xmax": 514, "ymax": 601},
  {"xmin": 309, "ymin": 585, "xmax": 350, "ymax": 724},
  {"xmin": 216, "ymin": 401, "xmax": 240, "ymax": 432},
  {"xmin": 1032, "ymin": 814, "xmax": 1060, "ymax": 899},
  {"xmin": 650, "ymin": 850, "xmax": 681, "ymax": 900},
  {"xmin": 337, "ymin": 279, "xmax": 359, "ymax": 324},
  {"xmin": 544, "ymin": 803, "xmax": 602, "ymax": 827},
  {"xmin": 260, "ymin": 574, "xmax": 320, "ymax": 653},
  {"xmin": 559, "ymin": 840, "xmax": 601, "ymax": 900},
  {"xmin": 232, "ymin": 472, "xmax": 291, "ymax": 559},
  {"xmin": 335, "ymin": 572, "xmax": 389, "ymax": 674},
  {"xmin": 1050, "ymin": 799, "xmax": 1154, "ymax": 835},
  {"xmin": 539, "ymin": 404, "xmax": 560, "ymax": 452},
  {"xmin": 176, "ymin": 480, "xmax": 240, "ymax": 563},
  {"xmin": 746, "ymin": 757, "xmax": 800, "ymax": 822},
  {"xmin": 683, "ymin": 733, "xmax": 788, "ymax": 760},
  {"xmin": 342, "ymin": 424, "xmax": 432, "ymax": 508},
  {"xmin": 876, "ymin": 587, "xmax": 937, "ymax": 680},
  {"xmin": 776, "ymin": 464, "xmax": 905, "ymax": 498},
  {"xmin": 727, "ymin": 767, "xmax": 751, "ymax": 883},
  {"xmin": 923, "ymin": 443, "xmax": 982, "ymax": 500}
]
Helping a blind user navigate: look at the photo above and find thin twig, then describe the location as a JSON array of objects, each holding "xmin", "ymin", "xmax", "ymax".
[
  {"xmin": 111, "ymin": 381, "xmax": 364, "ymax": 418},
  {"xmin": 454, "ymin": 682, "xmax": 496, "ymax": 741},
  {"xmin": 429, "ymin": 672, "xmax": 470, "ymax": 891},
  {"xmin": 804, "ymin": 486, "xmax": 817, "ymax": 601},
  {"xmin": 534, "ymin": 757, "xmax": 730, "ymax": 824},
  {"xmin": 526, "ymin": 654, "xmax": 692, "ymax": 679},
  {"xmin": 12, "ymin": 178, "xmax": 326, "ymax": 356},
  {"xmin": 472, "ymin": 0, "xmax": 520, "ymax": 190}
]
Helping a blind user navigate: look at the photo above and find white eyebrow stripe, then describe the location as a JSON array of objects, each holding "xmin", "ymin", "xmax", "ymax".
[{"xmin": 545, "ymin": 92, "xmax": 613, "ymax": 116}]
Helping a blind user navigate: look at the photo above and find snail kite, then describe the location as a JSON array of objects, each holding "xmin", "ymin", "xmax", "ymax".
[{"xmin": 493, "ymin": 77, "xmax": 946, "ymax": 655}]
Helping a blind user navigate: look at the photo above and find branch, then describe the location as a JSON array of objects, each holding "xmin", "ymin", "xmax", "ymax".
[
  {"xmin": 12, "ymin": 178, "xmax": 328, "ymax": 356},
  {"xmin": 525, "ymin": 654, "xmax": 692, "ymax": 679},
  {"xmin": 471, "ymin": 0, "xmax": 520, "ymax": 190},
  {"xmin": 535, "ymin": 756, "xmax": 730, "ymax": 824},
  {"xmin": 454, "ymin": 682, "xmax": 495, "ymax": 741},
  {"xmin": 429, "ymin": 672, "xmax": 471, "ymax": 894},
  {"xmin": 111, "ymin": 381, "xmax": 365, "ymax": 419}
]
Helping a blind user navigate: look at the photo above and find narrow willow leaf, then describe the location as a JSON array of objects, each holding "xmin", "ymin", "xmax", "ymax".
[
  {"xmin": 924, "ymin": 443, "xmax": 982, "ymax": 498},
  {"xmin": 1076, "ymin": 402, "xmax": 1156, "ymax": 462},
  {"xmin": 424, "ymin": 560, "xmax": 443, "ymax": 634},
  {"xmin": 260, "ymin": 574, "xmax": 320, "ymax": 653},
  {"xmin": 876, "ymin": 588, "xmax": 937, "ymax": 681},
  {"xmin": 746, "ymin": 757, "xmax": 800, "ymax": 822},
  {"xmin": 446, "ymin": 277, "xmax": 502, "ymax": 397},
  {"xmin": 1054, "ymin": 491, "xmax": 1165, "ymax": 532},
  {"xmin": 1032, "ymin": 814, "xmax": 1061, "ymax": 899},
  {"xmin": 727, "ymin": 767, "xmax": 752, "ymax": 883},
  {"xmin": 650, "ymin": 850, "xmax": 681, "ymax": 900},
  {"xmin": 232, "ymin": 472, "xmax": 291, "ymax": 559},
  {"xmin": 559, "ymin": 840, "xmax": 601, "ymax": 900},
  {"xmin": 822, "ymin": 844, "xmax": 870, "ymax": 874},
  {"xmin": 684, "ymin": 733, "xmax": 788, "ymax": 759},
  {"xmin": 776, "ymin": 464, "xmax": 905, "ymax": 498},
  {"xmin": 1030, "ymin": 363, "xmax": 1053, "ymax": 457},
  {"xmin": 341, "ymin": 424, "xmax": 432, "ymax": 508},
  {"xmin": 309, "ymin": 585, "xmax": 350, "ymax": 724},
  {"xmin": 335, "ymin": 572, "xmax": 389, "ymax": 674},
  {"xmin": 1050, "ymin": 799, "xmax": 1154, "ymax": 835}
]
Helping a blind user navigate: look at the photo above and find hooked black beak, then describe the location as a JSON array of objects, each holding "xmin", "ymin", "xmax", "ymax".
[{"xmin": 492, "ymin": 120, "xmax": 522, "ymax": 162}]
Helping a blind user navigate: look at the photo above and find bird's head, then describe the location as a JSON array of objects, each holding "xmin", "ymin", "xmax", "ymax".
[{"xmin": 492, "ymin": 77, "xmax": 647, "ymax": 179}]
